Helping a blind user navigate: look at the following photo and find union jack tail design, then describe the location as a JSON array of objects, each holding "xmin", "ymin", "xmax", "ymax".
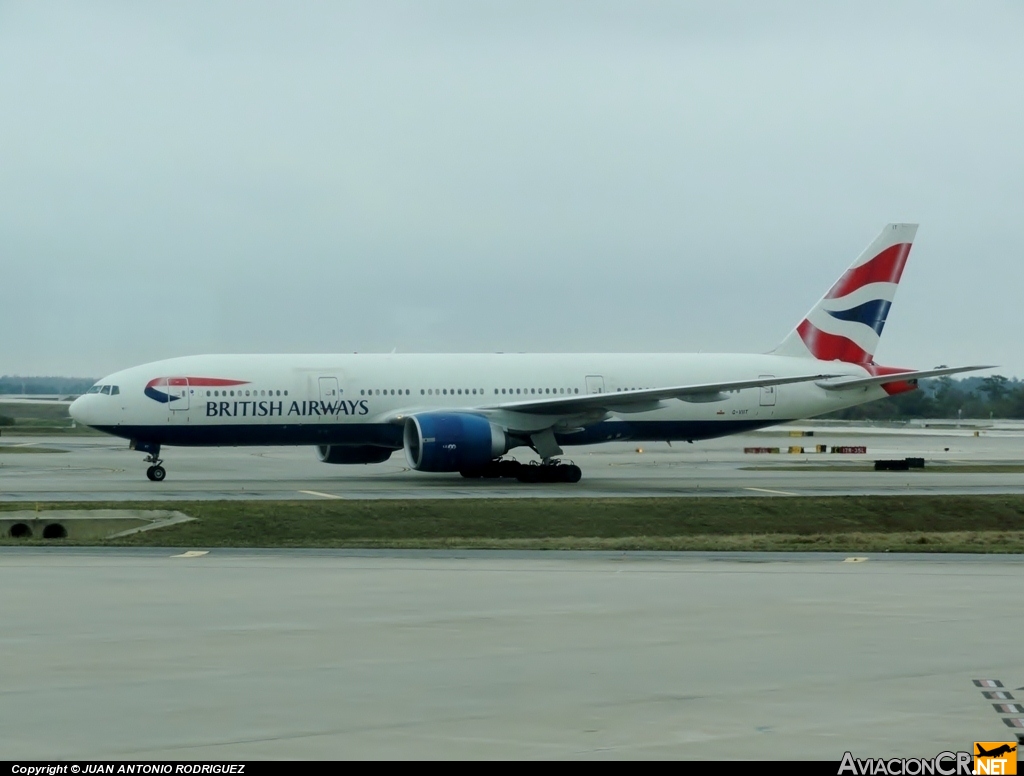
[{"xmin": 772, "ymin": 224, "xmax": 917, "ymax": 363}]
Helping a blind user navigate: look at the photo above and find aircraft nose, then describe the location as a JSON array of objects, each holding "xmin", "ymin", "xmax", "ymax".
[{"xmin": 69, "ymin": 395, "xmax": 95, "ymax": 426}]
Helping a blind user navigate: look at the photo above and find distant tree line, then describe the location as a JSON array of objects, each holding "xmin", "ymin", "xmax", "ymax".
[
  {"xmin": 823, "ymin": 375, "xmax": 1024, "ymax": 420},
  {"xmin": 0, "ymin": 376, "xmax": 96, "ymax": 395}
]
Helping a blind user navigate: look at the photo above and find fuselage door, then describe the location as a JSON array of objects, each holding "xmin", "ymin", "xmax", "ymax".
[
  {"xmin": 167, "ymin": 377, "xmax": 190, "ymax": 411},
  {"xmin": 319, "ymin": 377, "xmax": 340, "ymax": 414},
  {"xmin": 585, "ymin": 375, "xmax": 605, "ymax": 394},
  {"xmin": 759, "ymin": 375, "xmax": 777, "ymax": 407}
]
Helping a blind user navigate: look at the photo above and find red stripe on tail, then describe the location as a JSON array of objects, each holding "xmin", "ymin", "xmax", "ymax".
[
  {"xmin": 825, "ymin": 243, "xmax": 912, "ymax": 299},
  {"xmin": 796, "ymin": 320, "xmax": 871, "ymax": 363}
]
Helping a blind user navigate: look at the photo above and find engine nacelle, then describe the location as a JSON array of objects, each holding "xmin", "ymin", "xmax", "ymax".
[
  {"xmin": 316, "ymin": 445, "xmax": 395, "ymax": 465},
  {"xmin": 403, "ymin": 413, "xmax": 508, "ymax": 472}
]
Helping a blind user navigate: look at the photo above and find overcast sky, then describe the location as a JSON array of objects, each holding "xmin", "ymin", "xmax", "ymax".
[{"xmin": 2, "ymin": 1, "xmax": 1022, "ymax": 378}]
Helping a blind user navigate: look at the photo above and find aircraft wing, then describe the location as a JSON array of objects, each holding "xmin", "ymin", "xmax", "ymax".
[
  {"xmin": 479, "ymin": 373, "xmax": 841, "ymax": 416},
  {"xmin": 817, "ymin": 365, "xmax": 995, "ymax": 391}
]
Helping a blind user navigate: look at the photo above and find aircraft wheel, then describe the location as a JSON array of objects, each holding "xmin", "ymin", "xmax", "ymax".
[
  {"xmin": 516, "ymin": 465, "xmax": 540, "ymax": 483},
  {"xmin": 498, "ymin": 460, "xmax": 521, "ymax": 478},
  {"xmin": 541, "ymin": 466, "xmax": 562, "ymax": 483},
  {"xmin": 147, "ymin": 465, "xmax": 166, "ymax": 482},
  {"xmin": 562, "ymin": 465, "xmax": 582, "ymax": 483}
]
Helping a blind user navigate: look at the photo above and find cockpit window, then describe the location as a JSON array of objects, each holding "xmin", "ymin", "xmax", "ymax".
[
  {"xmin": 110, "ymin": 386, "xmax": 120, "ymax": 395},
  {"xmin": 101, "ymin": 385, "xmax": 111, "ymax": 395},
  {"xmin": 87, "ymin": 385, "xmax": 103, "ymax": 394}
]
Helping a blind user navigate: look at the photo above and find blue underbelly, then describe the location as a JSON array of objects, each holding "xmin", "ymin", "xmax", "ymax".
[{"xmin": 92, "ymin": 418, "xmax": 777, "ymax": 447}]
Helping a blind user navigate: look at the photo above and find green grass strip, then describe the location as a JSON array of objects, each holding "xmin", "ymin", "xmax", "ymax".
[{"xmin": 2, "ymin": 495, "xmax": 1024, "ymax": 551}]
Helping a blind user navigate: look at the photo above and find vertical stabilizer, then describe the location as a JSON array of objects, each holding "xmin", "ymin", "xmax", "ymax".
[{"xmin": 772, "ymin": 223, "xmax": 918, "ymax": 363}]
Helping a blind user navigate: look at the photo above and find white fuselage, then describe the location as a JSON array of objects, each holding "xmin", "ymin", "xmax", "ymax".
[{"xmin": 69, "ymin": 352, "xmax": 885, "ymax": 453}]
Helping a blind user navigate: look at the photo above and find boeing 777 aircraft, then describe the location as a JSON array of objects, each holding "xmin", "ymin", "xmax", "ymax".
[{"xmin": 69, "ymin": 224, "xmax": 989, "ymax": 482}]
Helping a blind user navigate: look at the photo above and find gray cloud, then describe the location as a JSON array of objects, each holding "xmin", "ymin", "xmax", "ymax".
[{"xmin": 1, "ymin": 1, "xmax": 1021, "ymax": 377}]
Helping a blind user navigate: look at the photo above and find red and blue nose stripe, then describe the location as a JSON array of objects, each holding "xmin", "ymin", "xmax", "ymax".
[{"xmin": 144, "ymin": 377, "xmax": 249, "ymax": 403}]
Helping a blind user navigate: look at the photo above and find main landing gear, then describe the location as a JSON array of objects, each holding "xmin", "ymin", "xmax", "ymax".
[
  {"xmin": 460, "ymin": 459, "xmax": 582, "ymax": 483},
  {"xmin": 516, "ymin": 460, "xmax": 582, "ymax": 483}
]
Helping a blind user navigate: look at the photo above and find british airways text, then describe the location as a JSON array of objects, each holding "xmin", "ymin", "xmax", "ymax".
[{"xmin": 205, "ymin": 400, "xmax": 369, "ymax": 417}]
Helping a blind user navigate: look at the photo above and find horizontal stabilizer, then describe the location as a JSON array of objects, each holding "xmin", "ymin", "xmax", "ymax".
[{"xmin": 817, "ymin": 365, "xmax": 996, "ymax": 391}]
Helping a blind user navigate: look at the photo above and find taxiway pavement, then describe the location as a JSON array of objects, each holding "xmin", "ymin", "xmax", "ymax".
[
  {"xmin": 1, "ymin": 426, "xmax": 1023, "ymax": 501},
  {"xmin": 1, "ymin": 549, "xmax": 1020, "ymax": 759}
]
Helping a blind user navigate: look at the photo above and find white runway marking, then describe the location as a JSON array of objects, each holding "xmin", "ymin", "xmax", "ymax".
[
  {"xmin": 299, "ymin": 490, "xmax": 343, "ymax": 499},
  {"xmin": 743, "ymin": 487, "xmax": 799, "ymax": 496},
  {"xmin": 843, "ymin": 557, "xmax": 869, "ymax": 563},
  {"xmin": 171, "ymin": 550, "xmax": 209, "ymax": 558}
]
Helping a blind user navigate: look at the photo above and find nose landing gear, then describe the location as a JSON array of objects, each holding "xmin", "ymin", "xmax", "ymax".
[{"xmin": 130, "ymin": 440, "xmax": 167, "ymax": 482}]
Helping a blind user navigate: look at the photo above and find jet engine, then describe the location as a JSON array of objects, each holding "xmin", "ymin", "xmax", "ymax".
[
  {"xmin": 315, "ymin": 445, "xmax": 395, "ymax": 465},
  {"xmin": 403, "ymin": 413, "xmax": 508, "ymax": 472}
]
